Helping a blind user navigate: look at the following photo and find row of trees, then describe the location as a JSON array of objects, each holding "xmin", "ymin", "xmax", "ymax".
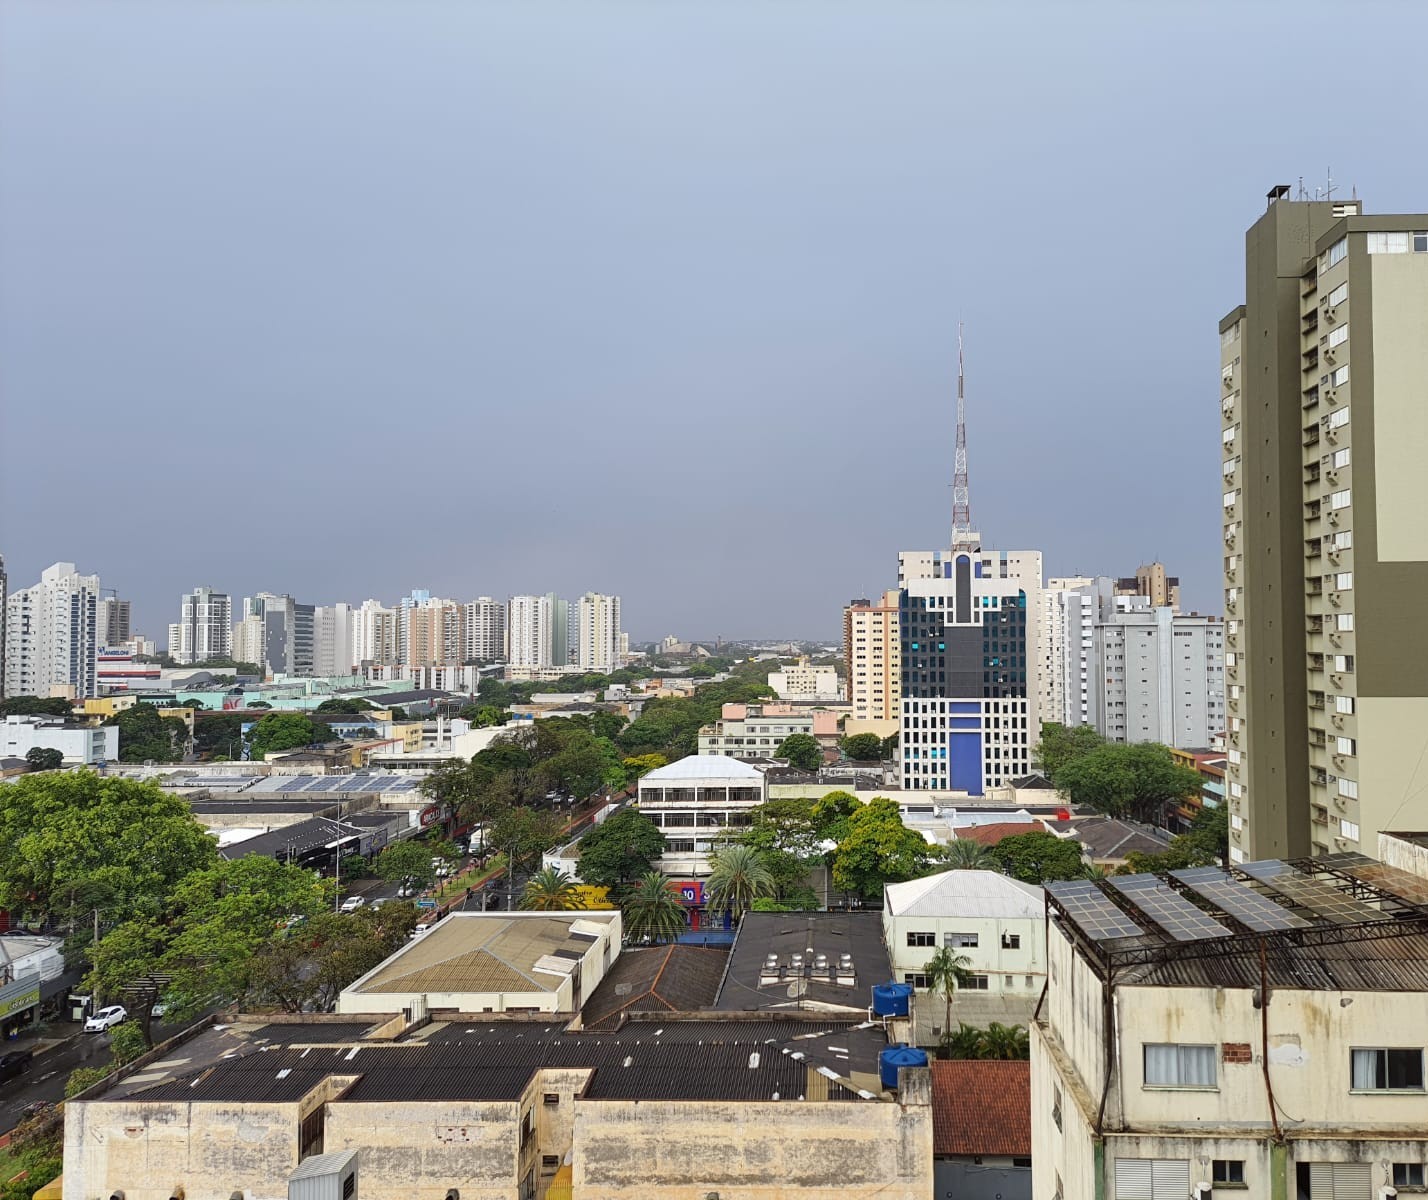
[{"xmin": 1034, "ymin": 723, "xmax": 1204, "ymax": 825}]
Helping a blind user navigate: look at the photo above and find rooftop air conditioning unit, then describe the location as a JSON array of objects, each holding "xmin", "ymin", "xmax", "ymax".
[{"xmin": 288, "ymin": 1150, "xmax": 358, "ymax": 1200}]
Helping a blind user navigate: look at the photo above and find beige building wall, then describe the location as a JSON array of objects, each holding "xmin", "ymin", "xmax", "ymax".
[{"xmin": 844, "ymin": 591, "xmax": 900, "ymax": 723}]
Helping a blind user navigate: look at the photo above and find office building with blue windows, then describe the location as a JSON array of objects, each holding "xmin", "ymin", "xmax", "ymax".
[{"xmin": 898, "ymin": 547, "xmax": 1044, "ymax": 793}]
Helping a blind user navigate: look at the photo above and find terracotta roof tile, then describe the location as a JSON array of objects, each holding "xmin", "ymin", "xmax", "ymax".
[
  {"xmin": 930, "ymin": 1059, "xmax": 1031, "ymax": 1157},
  {"xmin": 953, "ymin": 822, "xmax": 1044, "ymax": 847}
]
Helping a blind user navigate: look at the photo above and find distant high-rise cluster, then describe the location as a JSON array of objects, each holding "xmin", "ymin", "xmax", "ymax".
[{"xmin": 2, "ymin": 562, "xmax": 102, "ymax": 699}]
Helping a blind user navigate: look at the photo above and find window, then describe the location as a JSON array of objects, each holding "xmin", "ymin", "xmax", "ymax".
[
  {"xmin": 1321, "ymin": 236, "xmax": 1348, "ymax": 269},
  {"xmin": 1001, "ymin": 932, "xmax": 1021, "ymax": 949},
  {"xmin": 1330, "ymin": 489, "xmax": 1352, "ymax": 510},
  {"xmin": 1368, "ymin": 230, "xmax": 1410, "ymax": 254},
  {"xmin": 1351, "ymin": 1047, "xmax": 1425, "ymax": 1091},
  {"xmin": 907, "ymin": 931, "xmax": 935, "ymax": 948},
  {"xmin": 1338, "ymin": 778, "xmax": 1358, "ymax": 799},
  {"xmin": 1335, "ymin": 572, "xmax": 1353, "ymax": 591},
  {"xmin": 1051, "ymin": 1085, "xmax": 1062, "ymax": 1131},
  {"xmin": 1328, "ymin": 406, "xmax": 1350, "ymax": 428},
  {"xmin": 1224, "ymin": 489, "xmax": 1239, "ymax": 508},
  {"xmin": 1334, "ymin": 654, "xmax": 1354, "ymax": 672},
  {"xmin": 944, "ymin": 932, "xmax": 978, "ymax": 948},
  {"xmin": 1328, "ymin": 323, "xmax": 1349, "ymax": 348},
  {"xmin": 1328, "ymin": 281, "xmax": 1348, "ymax": 306},
  {"xmin": 1336, "ymin": 736, "xmax": 1356, "ymax": 756},
  {"xmin": 904, "ymin": 972, "xmax": 931, "ymax": 989},
  {"xmin": 1394, "ymin": 1163, "xmax": 1426, "ymax": 1187},
  {"xmin": 1213, "ymin": 1159, "xmax": 1245, "ymax": 1185},
  {"xmin": 1332, "ymin": 447, "xmax": 1351, "ymax": 468},
  {"xmin": 1334, "ymin": 693, "xmax": 1356, "ymax": 712},
  {"xmin": 543, "ymin": 1093, "xmax": 560, "ymax": 1106},
  {"xmin": 541, "ymin": 1155, "xmax": 561, "ymax": 1172},
  {"xmin": 965, "ymin": 974, "xmax": 990, "ymax": 990},
  {"xmin": 1143, "ymin": 1043, "xmax": 1217, "ymax": 1088},
  {"xmin": 1114, "ymin": 1158, "xmax": 1191, "ymax": 1199},
  {"xmin": 1014, "ymin": 1157, "xmax": 1032, "ymax": 1169},
  {"xmin": 1340, "ymin": 819, "xmax": 1360, "ymax": 841},
  {"xmin": 1331, "ymin": 364, "xmax": 1349, "ymax": 386},
  {"xmin": 1333, "ymin": 529, "xmax": 1353, "ymax": 550},
  {"xmin": 1297, "ymin": 1163, "xmax": 1371, "ymax": 1198}
]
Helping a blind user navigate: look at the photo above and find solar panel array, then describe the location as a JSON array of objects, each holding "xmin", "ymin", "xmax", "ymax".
[
  {"xmin": 269, "ymin": 774, "xmax": 421, "ymax": 794},
  {"xmin": 1238, "ymin": 859, "xmax": 1384, "ymax": 924},
  {"xmin": 1170, "ymin": 866, "xmax": 1310, "ymax": 933},
  {"xmin": 1109, "ymin": 874, "xmax": 1233, "ymax": 942},
  {"xmin": 1046, "ymin": 880, "xmax": 1146, "ymax": 942}
]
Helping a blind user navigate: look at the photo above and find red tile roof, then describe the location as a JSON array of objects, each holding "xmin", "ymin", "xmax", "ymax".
[
  {"xmin": 930, "ymin": 1059, "xmax": 1031, "ymax": 1157},
  {"xmin": 953, "ymin": 822, "xmax": 1044, "ymax": 847}
]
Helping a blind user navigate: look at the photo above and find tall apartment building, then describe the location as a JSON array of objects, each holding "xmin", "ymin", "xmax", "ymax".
[
  {"xmin": 898, "ymin": 548, "xmax": 1044, "ymax": 793},
  {"xmin": 169, "ymin": 587, "xmax": 232, "ymax": 664},
  {"xmin": 3, "ymin": 562, "xmax": 101, "ymax": 699},
  {"xmin": 236, "ymin": 593, "xmax": 313, "ymax": 678},
  {"xmin": 313, "ymin": 602, "xmax": 355, "ymax": 676},
  {"xmin": 463, "ymin": 597, "xmax": 506, "ymax": 662},
  {"xmin": 844, "ymin": 591, "xmax": 901, "ymax": 726},
  {"xmin": 395, "ymin": 589, "xmax": 431, "ymax": 660},
  {"xmin": 576, "ymin": 592, "xmax": 621, "ymax": 673},
  {"xmin": 353, "ymin": 599, "xmax": 398, "ymax": 668},
  {"xmin": 1222, "ymin": 190, "xmax": 1428, "ymax": 862},
  {"xmin": 508, "ymin": 594, "xmax": 553, "ymax": 668},
  {"xmin": 96, "ymin": 597, "xmax": 131, "ymax": 649},
  {"xmin": 1039, "ymin": 576, "xmax": 1100, "ymax": 729},
  {"xmin": 546, "ymin": 593, "xmax": 573, "ymax": 666},
  {"xmin": 0, "ymin": 555, "xmax": 6, "ymax": 697},
  {"xmin": 1113, "ymin": 562, "xmax": 1181, "ymax": 613},
  {"xmin": 404, "ymin": 599, "xmax": 464, "ymax": 669}
]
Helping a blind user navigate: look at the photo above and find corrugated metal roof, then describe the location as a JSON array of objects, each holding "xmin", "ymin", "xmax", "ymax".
[
  {"xmin": 641, "ymin": 755, "xmax": 763, "ymax": 782},
  {"xmin": 884, "ymin": 870, "xmax": 1044, "ymax": 918}
]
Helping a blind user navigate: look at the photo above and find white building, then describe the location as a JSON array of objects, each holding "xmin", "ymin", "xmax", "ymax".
[
  {"xmin": 313, "ymin": 602, "xmax": 356, "ymax": 677},
  {"xmin": 1033, "ymin": 858, "xmax": 1428, "ymax": 1200},
  {"xmin": 635, "ymin": 755, "xmax": 767, "ymax": 876},
  {"xmin": 3, "ymin": 561, "xmax": 101, "ymax": 699},
  {"xmin": 463, "ymin": 596, "xmax": 506, "ymax": 662},
  {"xmin": 576, "ymin": 592, "xmax": 622, "ymax": 673},
  {"xmin": 1, "ymin": 714, "xmax": 116, "ymax": 764},
  {"xmin": 353, "ymin": 599, "xmax": 398, "ymax": 668},
  {"xmin": 169, "ymin": 586, "xmax": 232, "ymax": 665},
  {"xmin": 768, "ymin": 658, "xmax": 843, "ymax": 702},
  {"xmin": 883, "ymin": 870, "xmax": 1046, "ymax": 1007},
  {"xmin": 508, "ymin": 594, "xmax": 553, "ymax": 668},
  {"xmin": 1039, "ymin": 576, "xmax": 1103, "ymax": 729}
]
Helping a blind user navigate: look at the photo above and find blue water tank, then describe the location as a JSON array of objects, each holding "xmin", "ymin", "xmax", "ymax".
[
  {"xmin": 879, "ymin": 1044, "xmax": 929, "ymax": 1090},
  {"xmin": 871, "ymin": 981, "xmax": 912, "ymax": 1017}
]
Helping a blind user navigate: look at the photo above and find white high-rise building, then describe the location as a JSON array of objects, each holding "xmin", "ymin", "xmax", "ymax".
[
  {"xmin": 463, "ymin": 597, "xmax": 506, "ymax": 663},
  {"xmin": 508, "ymin": 595, "xmax": 552, "ymax": 668},
  {"xmin": 3, "ymin": 562, "xmax": 101, "ymax": 699},
  {"xmin": 576, "ymin": 593, "xmax": 622, "ymax": 673},
  {"xmin": 170, "ymin": 587, "xmax": 232, "ymax": 665},
  {"xmin": 314, "ymin": 603, "xmax": 356, "ymax": 677},
  {"xmin": 1039, "ymin": 576, "xmax": 1107, "ymax": 729},
  {"xmin": 353, "ymin": 600, "xmax": 398, "ymax": 668}
]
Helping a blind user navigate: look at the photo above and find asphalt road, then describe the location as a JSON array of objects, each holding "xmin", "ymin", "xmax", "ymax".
[{"xmin": 0, "ymin": 1028, "xmax": 109, "ymax": 1135}]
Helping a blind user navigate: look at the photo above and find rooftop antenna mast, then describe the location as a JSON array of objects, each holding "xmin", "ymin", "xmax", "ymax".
[{"xmin": 951, "ymin": 323, "xmax": 978, "ymax": 550}]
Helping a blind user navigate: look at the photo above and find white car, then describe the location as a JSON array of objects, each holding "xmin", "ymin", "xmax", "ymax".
[
  {"xmin": 84, "ymin": 1005, "xmax": 128, "ymax": 1033},
  {"xmin": 150, "ymin": 1001, "xmax": 169, "ymax": 1019},
  {"xmin": 339, "ymin": 895, "xmax": 366, "ymax": 913},
  {"xmin": 396, "ymin": 881, "xmax": 417, "ymax": 899}
]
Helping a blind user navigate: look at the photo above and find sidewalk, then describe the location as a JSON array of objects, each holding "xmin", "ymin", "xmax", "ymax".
[{"xmin": 4, "ymin": 1019, "xmax": 84, "ymax": 1060}]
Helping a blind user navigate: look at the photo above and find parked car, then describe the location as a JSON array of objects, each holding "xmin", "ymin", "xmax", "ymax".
[
  {"xmin": 396, "ymin": 880, "xmax": 417, "ymax": 899},
  {"xmin": 339, "ymin": 895, "xmax": 366, "ymax": 913},
  {"xmin": 84, "ymin": 1005, "xmax": 128, "ymax": 1033},
  {"xmin": 0, "ymin": 1049, "xmax": 34, "ymax": 1083},
  {"xmin": 150, "ymin": 1000, "xmax": 169, "ymax": 1019}
]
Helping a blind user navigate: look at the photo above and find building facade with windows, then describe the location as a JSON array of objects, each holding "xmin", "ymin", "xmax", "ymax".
[
  {"xmin": 96, "ymin": 597, "xmax": 131, "ymax": 650},
  {"xmin": 509, "ymin": 594, "xmax": 553, "ymax": 669},
  {"xmin": 2, "ymin": 561, "xmax": 101, "ymax": 699},
  {"xmin": 463, "ymin": 596, "xmax": 506, "ymax": 663},
  {"xmin": 353, "ymin": 599, "xmax": 399, "ymax": 668},
  {"xmin": 898, "ymin": 547, "xmax": 1044, "ymax": 793},
  {"xmin": 576, "ymin": 592, "xmax": 621, "ymax": 673},
  {"xmin": 768, "ymin": 657, "xmax": 842, "ymax": 702},
  {"xmin": 1032, "ymin": 855, "xmax": 1428, "ymax": 1200},
  {"xmin": 169, "ymin": 586, "xmax": 233, "ymax": 665},
  {"xmin": 697, "ymin": 702, "xmax": 839, "ymax": 760},
  {"xmin": 844, "ymin": 591, "xmax": 902, "ymax": 730},
  {"xmin": 1222, "ymin": 191, "xmax": 1428, "ymax": 863},
  {"xmin": 313, "ymin": 602, "xmax": 355, "ymax": 677},
  {"xmin": 634, "ymin": 755, "xmax": 766, "ymax": 877}
]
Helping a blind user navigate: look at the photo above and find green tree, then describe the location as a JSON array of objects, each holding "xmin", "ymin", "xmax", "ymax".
[
  {"xmin": 373, "ymin": 840, "xmax": 437, "ymax": 890},
  {"xmin": 1032, "ymin": 722, "xmax": 1107, "ymax": 777},
  {"xmin": 314, "ymin": 697, "xmax": 377, "ymax": 714},
  {"xmin": 979, "ymin": 1022, "xmax": 1031, "ymax": 1060},
  {"xmin": 992, "ymin": 831, "xmax": 1086, "ymax": 885},
  {"xmin": 831, "ymin": 797, "xmax": 930, "ymax": 900},
  {"xmin": 488, "ymin": 806, "xmax": 563, "ymax": 873},
  {"xmin": 108, "ymin": 1021, "xmax": 149, "ymax": 1066},
  {"xmin": 925, "ymin": 945, "xmax": 975, "ymax": 1040},
  {"xmin": 0, "ymin": 695, "xmax": 73, "ymax": 717},
  {"xmin": 840, "ymin": 733, "xmax": 883, "ymax": 762},
  {"xmin": 575, "ymin": 809, "xmax": 666, "ymax": 889},
  {"xmin": 247, "ymin": 711, "xmax": 334, "ymax": 759},
  {"xmin": 621, "ymin": 873, "xmax": 687, "ymax": 942},
  {"xmin": 939, "ymin": 1022, "xmax": 988, "ymax": 1061},
  {"xmin": 1121, "ymin": 804, "xmax": 1229, "ymax": 874},
  {"xmin": 705, "ymin": 844, "xmax": 774, "ymax": 920},
  {"xmin": 621, "ymin": 753, "xmax": 667, "ymax": 781},
  {"xmin": 248, "ymin": 700, "xmax": 272, "ymax": 709},
  {"xmin": 811, "ymin": 790, "xmax": 862, "ymax": 845},
  {"xmin": 738, "ymin": 797, "xmax": 825, "ymax": 902},
  {"xmin": 936, "ymin": 838, "xmax": 1001, "ymax": 871},
  {"xmin": 456, "ymin": 704, "xmax": 509, "ymax": 728},
  {"xmin": 521, "ymin": 867, "xmax": 586, "ymax": 911},
  {"xmin": 776, "ymin": 733, "xmax": 823, "ymax": 771},
  {"xmin": 66, "ymin": 1064, "xmax": 116, "ymax": 1098},
  {"xmin": 193, "ymin": 712, "xmax": 246, "ymax": 758},
  {"xmin": 108, "ymin": 702, "xmax": 189, "ymax": 763},
  {"xmin": 1053, "ymin": 742, "xmax": 1203, "ymax": 824},
  {"xmin": 25, "ymin": 746, "xmax": 64, "ymax": 771}
]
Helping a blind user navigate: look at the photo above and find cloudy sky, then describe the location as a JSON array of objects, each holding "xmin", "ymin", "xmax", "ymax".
[{"xmin": 3, "ymin": 1, "xmax": 1427, "ymax": 641}]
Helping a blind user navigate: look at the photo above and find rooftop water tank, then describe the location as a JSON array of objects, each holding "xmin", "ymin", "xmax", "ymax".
[
  {"xmin": 879, "ymin": 1044, "xmax": 929, "ymax": 1090},
  {"xmin": 871, "ymin": 981, "xmax": 912, "ymax": 1017}
]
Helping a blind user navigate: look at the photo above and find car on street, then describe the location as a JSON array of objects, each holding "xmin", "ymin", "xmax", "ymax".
[
  {"xmin": 396, "ymin": 880, "xmax": 417, "ymax": 898},
  {"xmin": 150, "ymin": 1000, "xmax": 169, "ymax": 1019},
  {"xmin": 84, "ymin": 1005, "xmax": 128, "ymax": 1033},
  {"xmin": 339, "ymin": 895, "xmax": 366, "ymax": 913},
  {"xmin": 0, "ymin": 1049, "xmax": 34, "ymax": 1084}
]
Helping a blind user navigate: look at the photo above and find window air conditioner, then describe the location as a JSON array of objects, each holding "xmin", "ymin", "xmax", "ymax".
[
  {"xmin": 1324, "ymin": 349, "xmax": 1336, "ymax": 364},
  {"xmin": 1325, "ymin": 389, "xmax": 1337, "ymax": 403}
]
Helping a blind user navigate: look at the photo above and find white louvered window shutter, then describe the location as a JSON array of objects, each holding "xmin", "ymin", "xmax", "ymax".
[
  {"xmin": 1331, "ymin": 1163, "xmax": 1371, "ymax": 1200},
  {"xmin": 1115, "ymin": 1159, "xmax": 1154, "ymax": 1200},
  {"xmin": 1151, "ymin": 1160, "xmax": 1190, "ymax": 1198}
]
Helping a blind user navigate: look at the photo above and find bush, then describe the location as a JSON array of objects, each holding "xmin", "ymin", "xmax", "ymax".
[
  {"xmin": 109, "ymin": 1021, "xmax": 149, "ymax": 1066},
  {"xmin": 65, "ymin": 1064, "xmax": 115, "ymax": 1098}
]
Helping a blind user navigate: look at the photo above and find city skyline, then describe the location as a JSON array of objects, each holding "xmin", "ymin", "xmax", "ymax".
[{"xmin": 7, "ymin": 4, "xmax": 1428, "ymax": 638}]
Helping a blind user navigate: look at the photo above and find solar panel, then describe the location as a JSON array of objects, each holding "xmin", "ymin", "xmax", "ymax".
[
  {"xmin": 1046, "ymin": 880, "xmax": 1146, "ymax": 943},
  {"xmin": 1171, "ymin": 866, "xmax": 1310, "ymax": 933},
  {"xmin": 1109, "ymin": 874, "xmax": 1232, "ymax": 942},
  {"xmin": 1238, "ymin": 860, "xmax": 1384, "ymax": 924},
  {"xmin": 1334, "ymin": 860, "xmax": 1428, "ymax": 907}
]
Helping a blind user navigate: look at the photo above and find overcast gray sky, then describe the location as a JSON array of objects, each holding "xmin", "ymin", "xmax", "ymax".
[{"xmin": 4, "ymin": 1, "xmax": 1427, "ymax": 642}]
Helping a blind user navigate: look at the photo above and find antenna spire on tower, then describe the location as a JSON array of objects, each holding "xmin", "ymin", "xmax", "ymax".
[{"xmin": 951, "ymin": 322, "xmax": 978, "ymax": 550}]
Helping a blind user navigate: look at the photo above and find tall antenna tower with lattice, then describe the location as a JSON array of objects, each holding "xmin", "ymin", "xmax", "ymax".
[{"xmin": 950, "ymin": 323, "xmax": 979, "ymax": 550}]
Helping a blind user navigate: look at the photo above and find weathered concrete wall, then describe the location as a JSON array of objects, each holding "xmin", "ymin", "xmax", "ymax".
[
  {"xmin": 569, "ymin": 1088, "xmax": 932, "ymax": 1200},
  {"xmin": 1031, "ymin": 1020, "xmax": 1096, "ymax": 1200},
  {"xmin": 63, "ymin": 1100, "xmax": 300, "ymax": 1200},
  {"xmin": 323, "ymin": 1099, "xmax": 519, "ymax": 1200}
]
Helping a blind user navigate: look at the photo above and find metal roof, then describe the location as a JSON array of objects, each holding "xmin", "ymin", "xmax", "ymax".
[
  {"xmin": 885, "ymin": 870, "xmax": 1044, "ymax": 919},
  {"xmin": 641, "ymin": 755, "xmax": 764, "ymax": 782}
]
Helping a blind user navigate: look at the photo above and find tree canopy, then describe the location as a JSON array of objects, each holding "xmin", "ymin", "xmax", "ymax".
[
  {"xmin": 1052, "ymin": 742, "xmax": 1203, "ymax": 823},
  {"xmin": 0, "ymin": 695, "xmax": 74, "ymax": 717},
  {"xmin": 575, "ymin": 809, "xmax": 666, "ymax": 889},
  {"xmin": 107, "ymin": 702, "xmax": 189, "ymax": 763},
  {"xmin": 776, "ymin": 733, "xmax": 823, "ymax": 771},
  {"xmin": 373, "ymin": 840, "xmax": 437, "ymax": 890},
  {"xmin": 991, "ymin": 831, "xmax": 1086, "ymax": 885},
  {"xmin": 616, "ymin": 677, "xmax": 775, "ymax": 760},
  {"xmin": 831, "ymin": 797, "xmax": 930, "ymax": 900},
  {"xmin": 314, "ymin": 697, "xmax": 378, "ymax": 714},
  {"xmin": 1121, "ymin": 804, "xmax": 1229, "ymax": 874},
  {"xmin": 840, "ymin": 733, "xmax": 883, "ymax": 762},
  {"xmin": 1033, "ymin": 722, "xmax": 1107, "ymax": 777},
  {"xmin": 247, "ymin": 711, "xmax": 335, "ymax": 759},
  {"xmin": 25, "ymin": 746, "xmax": 64, "ymax": 771}
]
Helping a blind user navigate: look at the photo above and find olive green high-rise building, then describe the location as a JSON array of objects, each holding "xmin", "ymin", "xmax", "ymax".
[{"xmin": 1221, "ymin": 188, "xmax": 1428, "ymax": 862}]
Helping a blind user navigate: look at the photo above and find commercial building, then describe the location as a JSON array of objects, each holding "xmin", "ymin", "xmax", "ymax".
[
  {"xmin": 2, "ymin": 561, "xmax": 101, "ymax": 699},
  {"xmin": 1221, "ymin": 191, "xmax": 1428, "ymax": 861},
  {"xmin": 168, "ymin": 586, "xmax": 232, "ymax": 664},
  {"xmin": 463, "ymin": 595, "xmax": 507, "ymax": 662},
  {"xmin": 547, "ymin": 592, "xmax": 573, "ymax": 666},
  {"xmin": 1090, "ymin": 608, "xmax": 1225, "ymax": 749},
  {"xmin": 0, "ymin": 933, "xmax": 66, "ymax": 1039},
  {"xmin": 95, "ymin": 596, "xmax": 131, "ymax": 649},
  {"xmin": 1114, "ymin": 562, "xmax": 1182, "ymax": 612},
  {"xmin": 634, "ymin": 755, "xmax": 766, "ymax": 878},
  {"xmin": 238, "ymin": 593, "xmax": 314, "ymax": 677},
  {"xmin": 883, "ymin": 869, "xmax": 1046, "ymax": 1016},
  {"xmin": 508, "ymin": 594, "xmax": 553, "ymax": 668},
  {"xmin": 0, "ymin": 714, "xmax": 116, "ymax": 765},
  {"xmin": 845, "ymin": 591, "xmax": 902, "ymax": 729},
  {"xmin": 768, "ymin": 656, "xmax": 842, "ymax": 701},
  {"xmin": 1033, "ymin": 853, "xmax": 1428, "ymax": 1200},
  {"xmin": 714, "ymin": 910, "xmax": 894, "ymax": 1014},
  {"xmin": 898, "ymin": 547, "xmax": 1044, "ymax": 793},
  {"xmin": 575, "ymin": 592, "xmax": 621, "ymax": 673}
]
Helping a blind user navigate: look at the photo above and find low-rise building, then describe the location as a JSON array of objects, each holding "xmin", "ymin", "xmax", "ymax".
[
  {"xmin": 635, "ymin": 755, "xmax": 766, "ymax": 879},
  {"xmin": 0, "ymin": 714, "xmax": 115, "ymax": 765},
  {"xmin": 768, "ymin": 657, "xmax": 843, "ymax": 702},
  {"xmin": 697, "ymin": 701, "xmax": 840, "ymax": 759},
  {"xmin": 932, "ymin": 1059, "xmax": 1032, "ymax": 1200},
  {"xmin": 1033, "ymin": 855, "xmax": 1428, "ymax": 1200}
]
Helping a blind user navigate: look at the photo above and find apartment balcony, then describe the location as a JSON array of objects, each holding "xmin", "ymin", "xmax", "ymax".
[
  {"xmin": 1307, "ymin": 653, "xmax": 1325, "ymax": 673},
  {"xmin": 1303, "ymin": 424, "xmax": 1320, "ymax": 448}
]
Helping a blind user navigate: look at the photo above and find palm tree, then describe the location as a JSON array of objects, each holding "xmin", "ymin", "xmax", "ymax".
[
  {"xmin": 938, "ymin": 839, "xmax": 1001, "ymax": 871},
  {"xmin": 1081, "ymin": 862, "xmax": 1111, "ymax": 881},
  {"xmin": 705, "ymin": 845, "xmax": 774, "ymax": 920},
  {"xmin": 519, "ymin": 868, "xmax": 586, "ymax": 911},
  {"xmin": 939, "ymin": 1022, "xmax": 987, "ymax": 1061},
  {"xmin": 979, "ymin": 1022, "xmax": 1031, "ymax": 1060},
  {"xmin": 924, "ymin": 945, "xmax": 976, "ymax": 1041},
  {"xmin": 620, "ymin": 873, "xmax": 688, "ymax": 943}
]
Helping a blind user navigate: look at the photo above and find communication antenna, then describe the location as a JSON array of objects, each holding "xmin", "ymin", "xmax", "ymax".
[{"xmin": 950, "ymin": 323, "xmax": 978, "ymax": 551}]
